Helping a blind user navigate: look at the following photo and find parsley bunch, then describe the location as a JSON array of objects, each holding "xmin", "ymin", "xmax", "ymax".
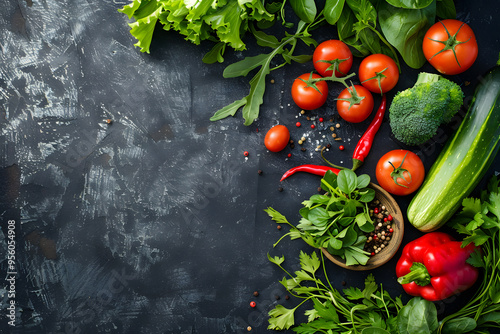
[
  {"xmin": 266, "ymin": 169, "xmax": 376, "ymax": 266},
  {"xmin": 267, "ymin": 250, "xmax": 404, "ymax": 331},
  {"xmin": 442, "ymin": 175, "xmax": 500, "ymax": 333}
]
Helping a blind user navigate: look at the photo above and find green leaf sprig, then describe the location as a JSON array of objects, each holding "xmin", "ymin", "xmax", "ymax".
[
  {"xmin": 267, "ymin": 250, "xmax": 404, "ymax": 331},
  {"xmin": 441, "ymin": 175, "xmax": 500, "ymax": 333},
  {"xmin": 266, "ymin": 169, "xmax": 377, "ymax": 266}
]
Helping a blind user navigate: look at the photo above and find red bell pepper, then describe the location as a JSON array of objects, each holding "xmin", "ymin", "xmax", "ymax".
[{"xmin": 396, "ymin": 232, "xmax": 479, "ymax": 301}]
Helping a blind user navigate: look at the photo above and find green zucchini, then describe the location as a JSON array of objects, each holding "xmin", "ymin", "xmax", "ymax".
[{"xmin": 407, "ymin": 60, "xmax": 500, "ymax": 232}]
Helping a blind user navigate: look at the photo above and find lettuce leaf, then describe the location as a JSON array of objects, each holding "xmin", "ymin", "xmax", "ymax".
[{"xmin": 119, "ymin": 0, "xmax": 275, "ymax": 54}]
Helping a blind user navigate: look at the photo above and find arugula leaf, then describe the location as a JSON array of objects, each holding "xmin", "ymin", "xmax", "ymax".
[
  {"xmin": 209, "ymin": 97, "xmax": 247, "ymax": 121},
  {"xmin": 202, "ymin": 42, "xmax": 226, "ymax": 64},
  {"xmin": 252, "ymin": 29, "xmax": 281, "ymax": 48},
  {"xmin": 222, "ymin": 54, "xmax": 270, "ymax": 78},
  {"xmin": 212, "ymin": 31, "xmax": 313, "ymax": 125}
]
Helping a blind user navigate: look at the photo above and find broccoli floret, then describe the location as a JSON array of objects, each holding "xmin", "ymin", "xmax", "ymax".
[{"xmin": 389, "ymin": 72, "xmax": 464, "ymax": 146}]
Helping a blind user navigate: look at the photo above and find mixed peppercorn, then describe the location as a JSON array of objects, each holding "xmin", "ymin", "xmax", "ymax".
[{"xmin": 365, "ymin": 199, "xmax": 394, "ymax": 256}]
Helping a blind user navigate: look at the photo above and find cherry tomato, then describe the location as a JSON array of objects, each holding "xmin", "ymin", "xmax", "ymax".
[
  {"xmin": 313, "ymin": 40, "xmax": 353, "ymax": 77},
  {"xmin": 291, "ymin": 73, "xmax": 328, "ymax": 110},
  {"xmin": 359, "ymin": 54, "xmax": 399, "ymax": 94},
  {"xmin": 264, "ymin": 125, "xmax": 290, "ymax": 152},
  {"xmin": 423, "ymin": 19, "xmax": 478, "ymax": 75},
  {"xmin": 376, "ymin": 150, "xmax": 425, "ymax": 196},
  {"xmin": 336, "ymin": 85, "xmax": 374, "ymax": 123}
]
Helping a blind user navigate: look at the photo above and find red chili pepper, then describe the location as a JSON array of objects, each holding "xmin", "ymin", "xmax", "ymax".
[
  {"xmin": 352, "ymin": 94, "xmax": 387, "ymax": 171},
  {"xmin": 280, "ymin": 164, "xmax": 340, "ymax": 182},
  {"xmin": 396, "ymin": 232, "xmax": 479, "ymax": 301}
]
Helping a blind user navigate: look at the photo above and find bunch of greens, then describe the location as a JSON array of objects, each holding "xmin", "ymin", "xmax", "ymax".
[
  {"xmin": 268, "ymin": 250, "xmax": 441, "ymax": 332},
  {"xmin": 119, "ymin": 0, "xmax": 456, "ymax": 125},
  {"xmin": 118, "ymin": 0, "xmax": 275, "ymax": 54},
  {"xmin": 440, "ymin": 175, "xmax": 500, "ymax": 333},
  {"xmin": 266, "ymin": 169, "xmax": 377, "ymax": 266},
  {"xmin": 266, "ymin": 175, "xmax": 500, "ymax": 333}
]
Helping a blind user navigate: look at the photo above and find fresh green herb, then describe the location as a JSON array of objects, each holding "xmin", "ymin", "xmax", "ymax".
[
  {"xmin": 267, "ymin": 250, "xmax": 404, "ymax": 331},
  {"xmin": 441, "ymin": 175, "xmax": 500, "ymax": 333},
  {"xmin": 266, "ymin": 169, "xmax": 377, "ymax": 266}
]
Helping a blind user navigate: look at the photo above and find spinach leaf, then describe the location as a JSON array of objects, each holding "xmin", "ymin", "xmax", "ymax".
[
  {"xmin": 290, "ymin": 0, "xmax": 317, "ymax": 23},
  {"xmin": 324, "ymin": 0, "xmax": 345, "ymax": 25},
  {"xmin": 338, "ymin": 169, "xmax": 358, "ymax": 195},
  {"xmin": 397, "ymin": 297, "xmax": 438, "ymax": 334},
  {"xmin": 385, "ymin": 0, "xmax": 434, "ymax": 9},
  {"xmin": 321, "ymin": 170, "xmax": 338, "ymax": 191},
  {"xmin": 357, "ymin": 174, "xmax": 371, "ymax": 189},
  {"xmin": 436, "ymin": 0, "xmax": 456, "ymax": 19},
  {"xmin": 359, "ymin": 188, "xmax": 376, "ymax": 203},
  {"xmin": 337, "ymin": 5, "xmax": 356, "ymax": 40},
  {"xmin": 345, "ymin": 246, "xmax": 370, "ymax": 265},
  {"xmin": 378, "ymin": 1, "xmax": 436, "ymax": 69},
  {"xmin": 441, "ymin": 317, "xmax": 477, "ymax": 334}
]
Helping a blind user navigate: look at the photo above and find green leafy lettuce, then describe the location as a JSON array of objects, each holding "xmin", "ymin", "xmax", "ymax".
[{"xmin": 119, "ymin": 0, "xmax": 274, "ymax": 54}]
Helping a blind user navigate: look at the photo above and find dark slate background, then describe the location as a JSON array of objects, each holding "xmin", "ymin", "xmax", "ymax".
[{"xmin": 0, "ymin": 0, "xmax": 499, "ymax": 333}]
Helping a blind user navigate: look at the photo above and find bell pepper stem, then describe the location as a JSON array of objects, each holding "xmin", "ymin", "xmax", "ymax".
[{"xmin": 397, "ymin": 262, "xmax": 431, "ymax": 286}]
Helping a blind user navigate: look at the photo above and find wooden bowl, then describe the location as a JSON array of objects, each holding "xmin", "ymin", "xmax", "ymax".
[{"xmin": 321, "ymin": 183, "xmax": 404, "ymax": 271}]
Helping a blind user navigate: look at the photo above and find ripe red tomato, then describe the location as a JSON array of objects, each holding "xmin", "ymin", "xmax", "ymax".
[
  {"xmin": 291, "ymin": 73, "xmax": 328, "ymax": 110},
  {"xmin": 376, "ymin": 150, "xmax": 425, "ymax": 196},
  {"xmin": 423, "ymin": 19, "xmax": 478, "ymax": 75},
  {"xmin": 336, "ymin": 85, "xmax": 374, "ymax": 123},
  {"xmin": 359, "ymin": 54, "xmax": 399, "ymax": 94},
  {"xmin": 313, "ymin": 40, "xmax": 353, "ymax": 77},
  {"xmin": 264, "ymin": 125, "xmax": 290, "ymax": 152}
]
